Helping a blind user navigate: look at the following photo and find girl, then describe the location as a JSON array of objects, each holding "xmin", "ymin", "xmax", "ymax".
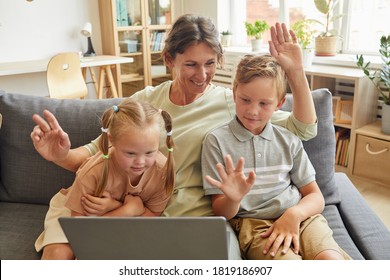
[{"xmin": 35, "ymin": 99, "xmax": 175, "ymax": 259}]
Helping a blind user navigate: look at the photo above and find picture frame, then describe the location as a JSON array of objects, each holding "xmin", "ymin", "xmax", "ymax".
[{"xmin": 335, "ymin": 99, "xmax": 353, "ymax": 124}]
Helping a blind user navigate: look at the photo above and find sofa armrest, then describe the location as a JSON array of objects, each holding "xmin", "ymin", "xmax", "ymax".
[{"xmin": 335, "ymin": 172, "xmax": 390, "ymax": 259}]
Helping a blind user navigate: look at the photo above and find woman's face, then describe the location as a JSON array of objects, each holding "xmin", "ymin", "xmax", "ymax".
[{"xmin": 168, "ymin": 42, "xmax": 218, "ymax": 96}]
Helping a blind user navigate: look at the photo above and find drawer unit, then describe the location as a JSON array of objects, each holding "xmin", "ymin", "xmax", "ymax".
[{"xmin": 353, "ymin": 134, "xmax": 390, "ymax": 185}]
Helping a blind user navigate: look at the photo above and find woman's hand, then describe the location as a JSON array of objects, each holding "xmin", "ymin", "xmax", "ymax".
[{"xmin": 31, "ymin": 109, "xmax": 71, "ymax": 162}]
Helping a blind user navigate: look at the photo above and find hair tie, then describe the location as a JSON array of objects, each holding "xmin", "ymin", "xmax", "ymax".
[
  {"xmin": 101, "ymin": 127, "xmax": 109, "ymax": 133},
  {"xmin": 113, "ymin": 105, "xmax": 119, "ymax": 112},
  {"xmin": 102, "ymin": 154, "xmax": 109, "ymax": 160},
  {"xmin": 167, "ymin": 147, "xmax": 173, "ymax": 152},
  {"xmin": 167, "ymin": 130, "xmax": 173, "ymax": 137}
]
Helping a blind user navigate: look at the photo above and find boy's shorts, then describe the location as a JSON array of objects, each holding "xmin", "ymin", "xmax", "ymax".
[{"xmin": 230, "ymin": 214, "xmax": 351, "ymax": 260}]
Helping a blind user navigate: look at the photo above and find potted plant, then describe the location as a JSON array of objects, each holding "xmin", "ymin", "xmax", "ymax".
[
  {"xmin": 356, "ymin": 35, "xmax": 390, "ymax": 134},
  {"xmin": 312, "ymin": 0, "xmax": 344, "ymax": 56},
  {"xmin": 291, "ymin": 19, "xmax": 318, "ymax": 67},
  {"xmin": 220, "ymin": 30, "xmax": 233, "ymax": 47},
  {"xmin": 245, "ymin": 20, "xmax": 269, "ymax": 52}
]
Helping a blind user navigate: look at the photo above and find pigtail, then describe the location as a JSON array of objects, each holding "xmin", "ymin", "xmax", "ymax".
[
  {"xmin": 95, "ymin": 105, "xmax": 117, "ymax": 197},
  {"xmin": 160, "ymin": 110, "xmax": 175, "ymax": 195}
]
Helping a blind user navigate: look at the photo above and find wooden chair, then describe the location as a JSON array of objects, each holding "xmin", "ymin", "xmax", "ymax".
[{"xmin": 46, "ymin": 52, "xmax": 88, "ymax": 99}]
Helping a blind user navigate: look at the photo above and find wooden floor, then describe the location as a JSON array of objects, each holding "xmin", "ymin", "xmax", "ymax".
[{"xmin": 336, "ymin": 168, "xmax": 390, "ymax": 231}]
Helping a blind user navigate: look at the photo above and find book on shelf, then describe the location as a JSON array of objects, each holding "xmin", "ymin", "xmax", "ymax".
[
  {"xmin": 335, "ymin": 128, "xmax": 350, "ymax": 167},
  {"xmin": 150, "ymin": 31, "xmax": 166, "ymax": 52}
]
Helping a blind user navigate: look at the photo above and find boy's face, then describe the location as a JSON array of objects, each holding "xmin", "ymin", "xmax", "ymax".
[{"xmin": 234, "ymin": 77, "xmax": 285, "ymax": 135}]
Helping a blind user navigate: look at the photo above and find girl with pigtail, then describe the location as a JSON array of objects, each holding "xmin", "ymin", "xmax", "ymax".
[
  {"xmin": 65, "ymin": 99, "xmax": 175, "ymax": 216},
  {"xmin": 35, "ymin": 99, "xmax": 175, "ymax": 259}
]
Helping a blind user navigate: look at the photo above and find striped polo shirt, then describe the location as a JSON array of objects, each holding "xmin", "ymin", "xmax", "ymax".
[{"xmin": 202, "ymin": 117, "xmax": 316, "ymax": 219}]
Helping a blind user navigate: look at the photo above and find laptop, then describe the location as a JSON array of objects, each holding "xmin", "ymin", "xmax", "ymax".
[{"xmin": 59, "ymin": 216, "xmax": 229, "ymax": 260}]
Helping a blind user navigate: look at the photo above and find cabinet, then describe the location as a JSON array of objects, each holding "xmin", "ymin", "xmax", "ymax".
[
  {"xmin": 212, "ymin": 51, "xmax": 381, "ymax": 180},
  {"xmin": 98, "ymin": 0, "xmax": 174, "ymax": 97},
  {"xmin": 354, "ymin": 122, "xmax": 390, "ymax": 186},
  {"xmin": 303, "ymin": 65, "xmax": 377, "ymax": 175}
]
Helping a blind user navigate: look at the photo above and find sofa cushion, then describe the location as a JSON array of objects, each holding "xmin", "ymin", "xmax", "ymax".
[
  {"xmin": 0, "ymin": 91, "xmax": 122, "ymax": 205},
  {"xmin": 336, "ymin": 172, "xmax": 390, "ymax": 259},
  {"xmin": 0, "ymin": 202, "xmax": 48, "ymax": 259},
  {"xmin": 281, "ymin": 88, "xmax": 341, "ymax": 205}
]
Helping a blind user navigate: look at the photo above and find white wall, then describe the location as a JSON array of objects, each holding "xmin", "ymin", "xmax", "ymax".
[
  {"xmin": 0, "ymin": 0, "xmax": 219, "ymax": 97},
  {"xmin": 0, "ymin": 0, "xmax": 101, "ymax": 97}
]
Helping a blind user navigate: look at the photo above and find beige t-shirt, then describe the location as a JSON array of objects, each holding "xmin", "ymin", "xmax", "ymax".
[
  {"xmin": 85, "ymin": 81, "xmax": 317, "ymax": 217},
  {"xmin": 65, "ymin": 149, "xmax": 170, "ymax": 215}
]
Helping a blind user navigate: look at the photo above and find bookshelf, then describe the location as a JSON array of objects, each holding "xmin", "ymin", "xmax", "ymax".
[{"xmin": 98, "ymin": 0, "xmax": 174, "ymax": 97}]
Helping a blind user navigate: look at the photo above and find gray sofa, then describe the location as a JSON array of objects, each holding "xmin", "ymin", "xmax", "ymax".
[{"xmin": 1, "ymin": 88, "xmax": 390, "ymax": 260}]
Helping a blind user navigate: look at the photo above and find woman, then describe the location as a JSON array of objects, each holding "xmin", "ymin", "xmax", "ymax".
[{"xmin": 31, "ymin": 14, "xmax": 317, "ymax": 259}]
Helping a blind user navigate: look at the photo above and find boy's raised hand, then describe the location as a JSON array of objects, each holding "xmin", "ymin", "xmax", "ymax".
[
  {"xmin": 205, "ymin": 155, "xmax": 255, "ymax": 203},
  {"xmin": 268, "ymin": 22, "xmax": 303, "ymax": 72}
]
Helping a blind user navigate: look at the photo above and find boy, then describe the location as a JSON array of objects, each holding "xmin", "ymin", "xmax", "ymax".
[{"xmin": 201, "ymin": 54, "xmax": 350, "ymax": 260}]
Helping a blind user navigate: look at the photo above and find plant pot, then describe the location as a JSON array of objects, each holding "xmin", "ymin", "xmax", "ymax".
[
  {"xmin": 315, "ymin": 36, "xmax": 338, "ymax": 56},
  {"xmin": 382, "ymin": 103, "xmax": 390, "ymax": 134},
  {"xmin": 302, "ymin": 48, "xmax": 314, "ymax": 68},
  {"xmin": 221, "ymin": 35, "xmax": 232, "ymax": 47},
  {"xmin": 250, "ymin": 39, "xmax": 262, "ymax": 52}
]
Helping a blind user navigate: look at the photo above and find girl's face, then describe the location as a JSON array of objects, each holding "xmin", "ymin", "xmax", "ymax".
[
  {"xmin": 110, "ymin": 125, "xmax": 160, "ymax": 178},
  {"xmin": 234, "ymin": 77, "xmax": 284, "ymax": 135},
  {"xmin": 167, "ymin": 42, "xmax": 218, "ymax": 96}
]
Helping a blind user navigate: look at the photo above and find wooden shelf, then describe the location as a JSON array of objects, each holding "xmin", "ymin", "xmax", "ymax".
[
  {"xmin": 98, "ymin": 0, "xmax": 174, "ymax": 96},
  {"xmin": 355, "ymin": 121, "xmax": 390, "ymax": 141}
]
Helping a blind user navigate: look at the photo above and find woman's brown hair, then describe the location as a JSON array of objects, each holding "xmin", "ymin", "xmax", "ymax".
[{"xmin": 162, "ymin": 14, "xmax": 224, "ymax": 67}]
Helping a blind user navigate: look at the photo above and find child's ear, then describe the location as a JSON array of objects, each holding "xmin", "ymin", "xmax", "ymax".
[{"xmin": 276, "ymin": 97, "xmax": 286, "ymax": 110}]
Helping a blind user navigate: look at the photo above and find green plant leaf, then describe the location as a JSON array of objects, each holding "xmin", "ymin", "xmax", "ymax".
[{"xmin": 314, "ymin": 0, "xmax": 329, "ymax": 14}]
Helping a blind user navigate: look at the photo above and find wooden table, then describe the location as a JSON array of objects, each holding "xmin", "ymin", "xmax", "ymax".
[{"xmin": 0, "ymin": 55, "xmax": 134, "ymax": 98}]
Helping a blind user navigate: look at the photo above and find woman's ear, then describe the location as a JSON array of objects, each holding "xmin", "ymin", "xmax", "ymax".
[{"xmin": 164, "ymin": 54, "xmax": 174, "ymax": 69}]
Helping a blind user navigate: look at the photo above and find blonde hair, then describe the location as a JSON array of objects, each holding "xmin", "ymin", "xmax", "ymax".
[
  {"xmin": 95, "ymin": 99, "xmax": 175, "ymax": 197},
  {"xmin": 233, "ymin": 54, "xmax": 287, "ymax": 102}
]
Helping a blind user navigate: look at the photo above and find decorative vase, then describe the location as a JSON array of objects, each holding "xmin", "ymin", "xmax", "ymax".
[
  {"xmin": 381, "ymin": 103, "xmax": 390, "ymax": 134},
  {"xmin": 315, "ymin": 36, "xmax": 338, "ymax": 56},
  {"xmin": 221, "ymin": 35, "xmax": 232, "ymax": 47},
  {"xmin": 250, "ymin": 39, "xmax": 262, "ymax": 52},
  {"xmin": 302, "ymin": 48, "xmax": 314, "ymax": 68}
]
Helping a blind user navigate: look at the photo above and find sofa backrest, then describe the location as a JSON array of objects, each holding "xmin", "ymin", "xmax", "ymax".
[
  {"xmin": 281, "ymin": 88, "xmax": 340, "ymax": 205},
  {"xmin": 0, "ymin": 91, "xmax": 123, "ymax": 205},
  {"xmin": 0, "ymin": 88, "xmax": 340, "ymax": 206}
]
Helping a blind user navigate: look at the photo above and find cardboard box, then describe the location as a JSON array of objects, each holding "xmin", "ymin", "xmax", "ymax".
[{"xmin": 119, "ymin": 40, "xmax": 138, "ymax": 53}]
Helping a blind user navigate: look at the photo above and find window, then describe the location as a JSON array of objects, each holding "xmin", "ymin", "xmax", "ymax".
[
  {"xmin": 223, "ymin": 0, "xmax": 390, "ymax": 55},
  {"xmin": 342, "ymin": 0, "xmax": 390, "ymax": 54}
]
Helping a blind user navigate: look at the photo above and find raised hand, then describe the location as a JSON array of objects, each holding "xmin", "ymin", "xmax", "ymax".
[
  {"xmin": 268, "ymin": 22, "xmax": 303, "ymax": 72},
  {"xmin": 30, "ymin": 110, "xmax": 71, "ymax": 162},
  {"xmin": 205, "ymin": 155, "xmax": 256, "ymax": 203}
]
